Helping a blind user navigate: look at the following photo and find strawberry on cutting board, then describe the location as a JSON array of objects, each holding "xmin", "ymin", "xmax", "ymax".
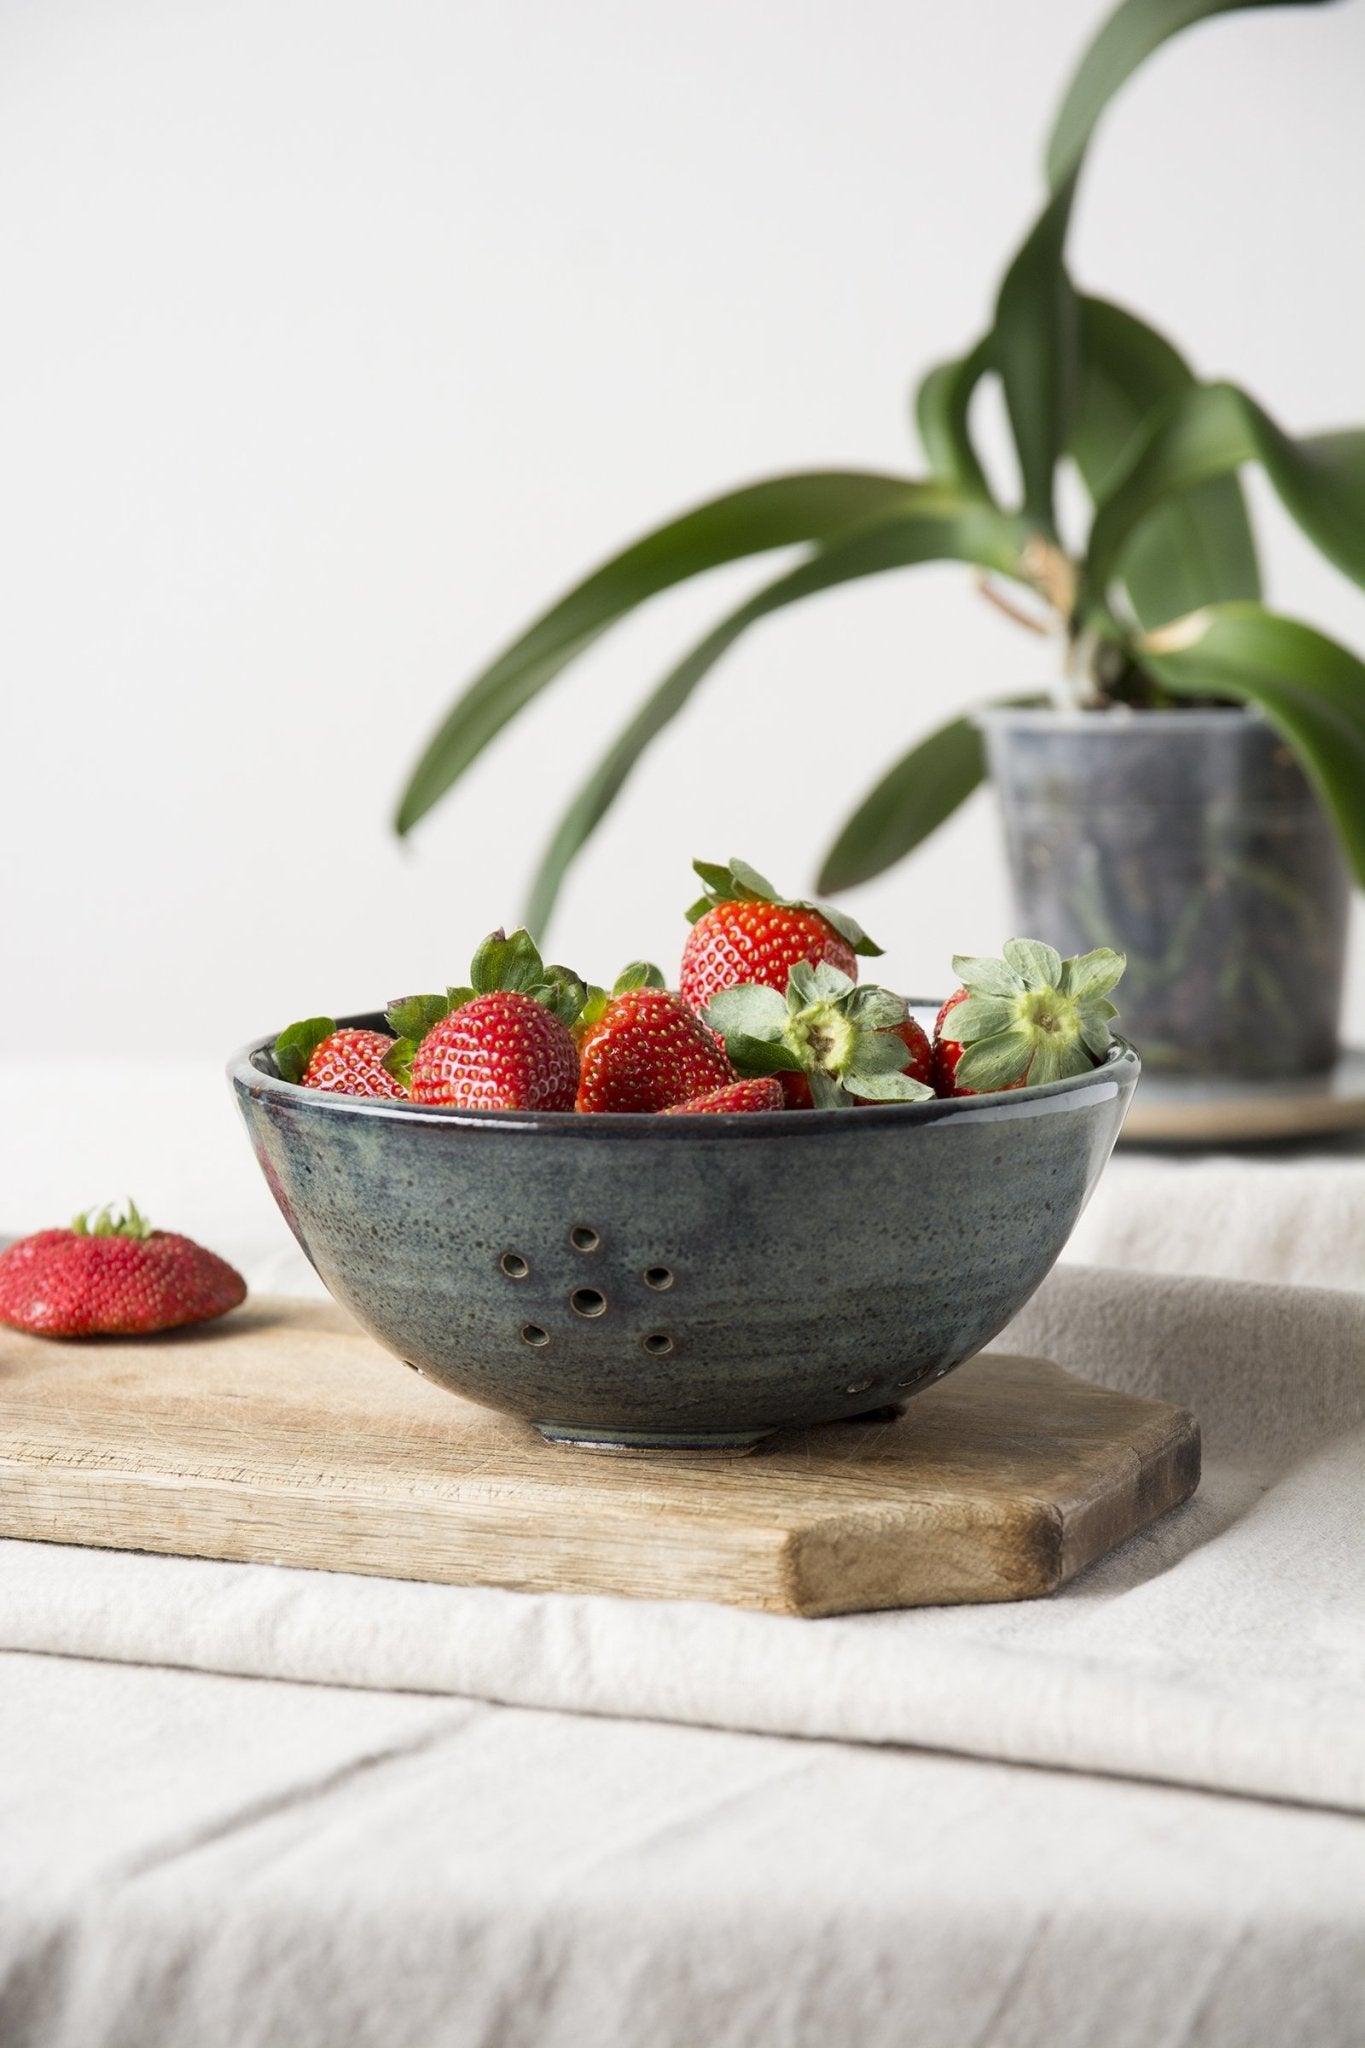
[
  {"xmin": 577, "ymin": 963, "xmax": 734, "ymax": 1113},
  {"xmin": 0, "ymin": 1201, "xmax": 246, "ymax": 1338},
  {"xmin": 679, "ymin": 857, "xmax": 882, "ymax": 1013},
  {"xmin": 934, "ymin": 940, "xmax": 1127, "ymax": 1095}
]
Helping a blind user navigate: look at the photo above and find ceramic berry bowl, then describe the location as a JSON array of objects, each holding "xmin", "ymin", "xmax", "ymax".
[{"xmin": 229, "ymin": 1016, "xmax": 1138, "ymax": 1452}]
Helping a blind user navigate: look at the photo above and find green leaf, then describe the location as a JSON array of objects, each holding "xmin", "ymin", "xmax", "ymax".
[
  {"xmin": 1140, "ymin": 604, "xmax": 1365, "ymax": 886},
  {"xmin": 1047, "ymin": 0, "xmax": 1335, "ymax": 191},
  {"xmin": 944, "ymin": 995, "xmax": 1020, "ymax": 1044},
  {"xmin": 718, "ymin": 1034, "xmax": 802, "ymax": 1079},
  {"xmin": 844, "ymin": 1068, "xmax": 935, "ymax": 1103},
  {"xmin": 953, "ymin": 1028, "xmax": 1037, "ymax": 1092},
  {"xmin": 818, "ymin": 703, "xmax": 1044, "ymax": 894},
  {"xmin": 702, "ymin": 984, "xmax": 790, "ymax": 1041},
  {"xmin": 394, "ymin": 470, "xmax": 924, "ymax": 836},
  {"xmin": 950, "ymin": 953, "xmax": 1026, "ymax": 999},
  {"xmin": 844, "ymin": 985, "xmax": 908, "ymax": 1030},
  {"xmin": 993, "ymin": 172, "xmax": 1080, "ymax": 535},
  {"xmin": 523, "ymin": 495, "xmax": 1032, "ymax": 934},
  {"xmin": 1003, "ymin": 938, "xmax": 1064, "ymax": 989},
  {"xmin": 537, "ymin": 964, "xmax": 590, "ymax": 1028},
  {"xmin": 382, "ymin": 1038, "xmax": 417, "ymax": 1091},
  {"xmin": 384, "ymin": 993, "xmax": 455, "ymax": 1041},
  {"xmin": 1085, "ymin": 382, "xmax": 1365, "ymax": 615},
  {"xmin": 1070, "ymin": 297, "xmax": 1260, "ymax": 626},
  {"xmin": 469, "ymin": 927, "xmax": 546, "ymax": 996},
  {"xmin": 914, "ymin": 338, "xmax": 994, "ymax": 499},
  {"xmin": 997, "ymin": 0, "xmax": 1331, "ymax": 546},
  {"xmin": 274, "ymin": 1017, "xmax": 336, "ymax": 1085},
  {"xmin": 1057, "ymin": 947, "xmax": 1127, "ymax": 1002},
  {"xmin": 1027, "ymin": 1035, "xmax": 1095, "ymax": 1086},
  {"xmin": 612, "ymin": 961, "xmax": 666, "ymax": 994}
]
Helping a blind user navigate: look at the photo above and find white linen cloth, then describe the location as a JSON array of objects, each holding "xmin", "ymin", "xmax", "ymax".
[{"xmin": 2, "ymin": 1260, "xmax": 1362, "ymax": 1817}]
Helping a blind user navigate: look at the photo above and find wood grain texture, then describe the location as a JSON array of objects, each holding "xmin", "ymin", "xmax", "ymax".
[{"xmin": 0, "ymin": 1297, "xmax": 1200, "ymax": 1616}]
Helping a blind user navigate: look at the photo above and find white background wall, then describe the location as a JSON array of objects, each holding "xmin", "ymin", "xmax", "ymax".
[{"xmin": 3, "ymin": 0, "xmax": 1364, "ymax": 1066}]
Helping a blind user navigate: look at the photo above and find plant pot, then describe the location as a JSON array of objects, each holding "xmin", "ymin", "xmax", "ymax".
[{"xmin": 976, "ymin": 706, "xmax": 1351, "ymax": 1078}]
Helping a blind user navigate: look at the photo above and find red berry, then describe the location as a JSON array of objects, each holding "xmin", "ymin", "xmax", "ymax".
[
  {"xmin": 853, "ymin": 1015, "xmax": 934, "ymax": 1105},
  {"xmin": 0, "ymin": 1210, "xmax": 246, "ymax": 1338},
  {"xmin": 933, "ymin": 988, "xmax": 1025, "ymax": 1098},
  {"xmin": 303, "ymin": 1028, "xmax": 407, "ymax": 1100},
  {"xmin": 411, "ymin": 991, "xmax": 579, "ymax": 1111},
  {"xmin": 577, "ymin": 987, "xmax": 733, "ymax": 1113},
  {"xmin": 662, "ymin": 1076, "xmax": 785, "ymax": 1115},
  {"xmin": 681, "ymin": 900, "xmax": 857, "ymax": 1013}
]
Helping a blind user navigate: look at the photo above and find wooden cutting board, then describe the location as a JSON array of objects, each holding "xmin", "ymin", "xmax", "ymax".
[{"xmin": 0, "ymin": 1297, "xmax": 1199, "ymax": 1617}]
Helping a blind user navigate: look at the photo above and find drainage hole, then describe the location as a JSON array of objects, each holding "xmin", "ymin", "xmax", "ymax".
[
  {"xmin": 500, "ymin": 1251, "xmax": 530, "ymax": 1279},
  {"xmin": 521, "ymin": 1324, "xmax": 550, "ymax": 1347},
  {"xmin": 844, "ymin": 1377, "xmax": 875, "ymax": 1396},
  {"xmin": 570, "ymin": 1287, "xmax": 607, "ymax": 1318},
  {"xmin": 642, "ymin": 1332, "xmax": 674, "ymax": 1357},
  {"xmin": 569, "ymin": 1225, "xmax": 601, "ymax": 1253},
  {"xmin": 643, "ymin": 1265, "xmax": 674, "ymax": 1291}
]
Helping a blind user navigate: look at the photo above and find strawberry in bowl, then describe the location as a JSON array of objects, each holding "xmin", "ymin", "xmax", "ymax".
[{"xmin": 231, "ymin": 880, "xmax": 1136, "ymax": 1451}]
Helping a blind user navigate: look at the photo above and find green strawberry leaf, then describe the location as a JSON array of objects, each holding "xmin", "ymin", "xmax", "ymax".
[
  {"xmin": 444, "ymin": 984, "xmax": 476, "ymax": 1011},
  {"xmin": 953, "ymin": 1029, "xmax": 1038, "ymax": 1092},
  {"xmin": 1002, "ymin": 938, "xmax": 1064, "ymax": 990},
  {"xmin": 575, "ymin": 986, "xmax": 610, "ymax": 1038},
  {"xmin": 1057, "ymin": 947, "xmax": 1127, "ymax": 1002},
  {"xmin": 470, "ymin": 927, "xmax": 547, "ymax": 996},
  {"xmin": 703, "ymin": 983, "xmax": 790, "ymax": 1041},
  {"xmin": 1027, "ymin": 1035, "xmax": 1096, "ymax": 1086},
  {"xmin": 612, "ymin": 960, "xmax": 667, "ymax": 995},
  {"xmin": 382, "ymin": 1038, "xmax": 417, "ymax": 1090},
  {"xmin": 942, "ymin": 995, "xmax": 1020, "ymax": 1044},
  {"xmin": 687, "ymin": 856, "xmax": 883, "ymax": 957},
  {"xmin": 385, "ymin": 992, "xmax": 456, "ymax": 1041},
  {"xmin": 843, "ymin": 1029, "xmax": 915, "ymax": 1077},
  {"xmin": 536, "ymin": 965, "xmax": 590, "ymax": 1028},
  {"xmin": 721, "ymin": 1033, "xmax": 803, "ymax": 1079},
  {"xmin": 274, "ymin": 1017, "xmax": 337, "ymax": 1084},
  {"xmin": 72, "ymin": 1199, "xmax": 155, "ymax": 1240},
  {"xmin": 950, "ymin": 953, "xmax": 1026, "ymax": 999},
  {"xmin": 844, "ymin": 985, "xmax": 909, "ymax": 1030},
  {"xmin": 844, "ymin": 1068, "xmax": 935, "ymax": 1102},
  {"xmin": 1080, "ymin": 1010, "xmax": 1116, "ymax": 1058}
]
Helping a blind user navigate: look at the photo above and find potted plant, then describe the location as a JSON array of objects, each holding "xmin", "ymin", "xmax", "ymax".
[{"xmin": 394, "ymin": 0, "xmax": 1364, "ymax": 1077}]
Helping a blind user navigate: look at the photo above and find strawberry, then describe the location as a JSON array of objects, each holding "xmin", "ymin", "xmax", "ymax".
[
  {"xmin": 704, "ymin": 962, "xmax": 935, "ymax": 1109},
  {"xmin": 679, "ymin": 857, "xmax": 881, "ymax": 1013},
  {"xmin": 934, "ymin": 940, "xmax": 1127, "ymax": 1095},
  {"xmin": 853, "ymin": 1014, "xmax": 934, "ymax": 1105},
  {"xmin": 275, "ymin": 1019, "xmax": 407, "ymax": 1099},
  {"xmin": 0, "ymin": 1201, "xmax": 246, "ymax": 1338},
  {"xmin": 412, "ymin": 991, "xmax": 579, "ymax": 1111},
  {"xmin": 662, "ymin": 1076, "xmax": 785, "ymax": 1115},
  {"xmin": 577, "ymin": 964, "xmax": 733, "ymax": 1113},
  {"xmin": 401, "ymin": 930, "xmax": 586, "ymax": 1112}
]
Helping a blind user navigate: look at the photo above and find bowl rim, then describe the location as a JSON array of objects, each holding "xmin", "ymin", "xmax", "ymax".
[{"xmin": 228, "ymin": 1011, "xmax": 1140, "ymax": 1139}]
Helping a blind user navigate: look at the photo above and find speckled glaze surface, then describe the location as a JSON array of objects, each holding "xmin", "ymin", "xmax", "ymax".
[{"xmin": 229, "ymin": 1016, "xmax": 1139, "ymax": 1451}]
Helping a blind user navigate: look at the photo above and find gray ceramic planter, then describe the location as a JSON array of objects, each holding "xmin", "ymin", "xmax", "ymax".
[
  {"xmin": 230, "ymin": 1019, "xmax": 1138, "ymax": 1452},
  {"xmin": 978, "ymin": 706, "xmax": 1351, "ymax": 1078}
]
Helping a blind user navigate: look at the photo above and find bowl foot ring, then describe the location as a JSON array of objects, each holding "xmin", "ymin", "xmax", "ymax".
[{"xmin": 533, "ymin": 1421, "xmax": 774, "ymax": 1455}]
